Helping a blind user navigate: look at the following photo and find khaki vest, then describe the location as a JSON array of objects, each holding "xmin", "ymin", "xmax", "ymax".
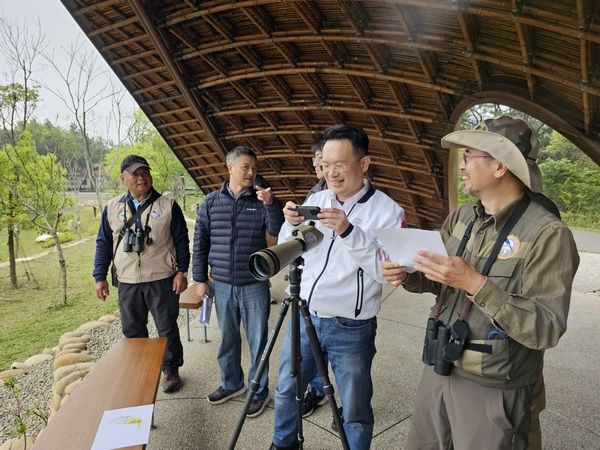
[
  {"xmin": 439, "ymin": 199, "xmax": 577, "ymax": 388},
  {"xmin": 107, "ymin": 193, "xmax": 176, "ymax": 283}
]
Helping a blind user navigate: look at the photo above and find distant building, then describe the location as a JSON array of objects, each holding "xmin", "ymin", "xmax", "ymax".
[{"xmin": 67, "ymin": 163, "xmax": 106, "ymax": 192}]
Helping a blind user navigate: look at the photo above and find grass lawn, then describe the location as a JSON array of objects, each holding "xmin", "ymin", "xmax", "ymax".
[
  {"xmin": 0, "ymin": 209, "xmax": 119, "ymax": 370},
  {"xmin": 0, "ymin": 205, "xmax": 100, "ymax": 262}
]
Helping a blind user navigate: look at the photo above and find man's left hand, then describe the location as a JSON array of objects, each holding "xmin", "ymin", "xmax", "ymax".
[
  {"xmin": 256, "ymin": 186, "xmax": 273, "ymax": 205},
  {"xmin": 172, "ymin": 273, "xmax": 188, "ymax": 294},
  {"xmin": 319, "ymin": 207, "xmax": 350, "ymax": 235},
  {"xmin": 413, "ymin": 250, "xmax": 486, "ymax": 295}
]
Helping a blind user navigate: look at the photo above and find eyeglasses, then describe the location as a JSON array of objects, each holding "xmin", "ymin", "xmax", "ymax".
[
  {"xmin": 311, "ymin": 157, "xmax": 322, "ymax": 167},
  {"xmin": 321, "ymin": 158, "xmax": 363, "ymax": 173},
  {"xmin": 462, "ymin": 150, "xmax": 492, "ymax": 165}
]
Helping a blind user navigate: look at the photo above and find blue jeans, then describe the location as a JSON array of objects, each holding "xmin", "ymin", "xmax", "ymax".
[
  {"xmin": 214, "ymin": 280, "xmax": 270, "ymax": 400},
  {"xmin": 308, "ymin": 371, "xmax": 325, "ymax": 396},
  {"xmin": 273, "ymin": 314, "xmax": 377, "ymax": 450}
]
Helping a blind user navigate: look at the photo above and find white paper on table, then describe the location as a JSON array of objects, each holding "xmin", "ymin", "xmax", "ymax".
[
  {"xmin": 91, "ymin": 404, "xmax": 154, "ymax": 450},
  {"xmin": 373, "ymin": 228, "xmax": 448, "ymax": 272}
]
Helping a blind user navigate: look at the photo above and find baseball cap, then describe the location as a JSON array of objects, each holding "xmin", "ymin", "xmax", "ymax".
[
  {"xmin": 441, "ymin": 115, "xmax": 542, "ymax": 192},
  {"xmin": 121, "ymin": 155, "xmax": 151, "ymax": 173}
]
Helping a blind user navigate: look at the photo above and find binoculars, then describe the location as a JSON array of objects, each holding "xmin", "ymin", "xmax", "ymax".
[
  {"xmin": 422, "ymin": 318, "xmax": 470, "ymax": 376},
  {"xmin": 122, "ymin": 228, "xmax": 145, "ymax": 253}
]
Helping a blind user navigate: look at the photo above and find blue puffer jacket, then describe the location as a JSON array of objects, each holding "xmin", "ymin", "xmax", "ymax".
[{"xmin": 192, "ymin": 182, "xmax": 284, "ymax": 285}]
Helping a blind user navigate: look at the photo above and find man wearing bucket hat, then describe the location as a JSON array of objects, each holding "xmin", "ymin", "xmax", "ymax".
[{"xmin": 383, "ymin": 116, "xmax": 579, "ymax": 449}]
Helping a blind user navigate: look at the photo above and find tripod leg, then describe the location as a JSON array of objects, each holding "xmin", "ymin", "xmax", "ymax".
[
  {"xmin": 227, "ymin": 298, "xmax": 291, "ymax": 450},
  {"xmin": 290, "ymin": 299, "xmax": 305, "ymax": 447},
  {"xmin": 298, "ymin": 303, "xmax": 350, "ymax": 450}
]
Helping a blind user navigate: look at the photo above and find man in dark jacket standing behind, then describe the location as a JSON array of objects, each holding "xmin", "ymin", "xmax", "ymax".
[{"xmin": 193, "ymin": 146, "xmax": 284, "ymax": 417}]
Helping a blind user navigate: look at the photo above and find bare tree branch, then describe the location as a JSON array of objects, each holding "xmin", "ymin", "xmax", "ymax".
[{"xmin": 42, "ymin": 38, "xmax": 116, "ymax": 210}]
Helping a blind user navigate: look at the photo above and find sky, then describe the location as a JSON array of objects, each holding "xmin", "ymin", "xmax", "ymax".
[{"xmin": 0, "ymin": 0, "xmax": 137, "ymax": 142}]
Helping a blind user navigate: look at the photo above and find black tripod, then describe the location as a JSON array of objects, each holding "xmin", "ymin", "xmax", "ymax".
[{"xmin": 228, "ymin": 257, "xmax": 349, "ymax": 450}]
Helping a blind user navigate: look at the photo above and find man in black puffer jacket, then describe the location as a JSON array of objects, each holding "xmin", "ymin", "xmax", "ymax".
[{"xmin": 192, "ymin": 146, "xmax": 284, "ymax": 418}]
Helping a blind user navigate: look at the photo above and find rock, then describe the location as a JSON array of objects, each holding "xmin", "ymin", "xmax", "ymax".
[
  {"xmin": 54, "ymin": 362, "xmax": 96, "ymax": 383},
  {"xmin": 55, "ymin": 348, "xmax": 86, "ymax": 359},
  {"xmin": 50, "ymin": 392, "xmax": 63, "ymax": 412},
  {"xmin": 10, "ymin": 362, "xmax": 25, "ymax": 370},
  {"xmin": 53, "ymin": 370, "xmax": 89, "ymax": 396},
  {"xmin": 61, "ymin": 342, "xmax": 87, "ymax": 351},
  {"xmin": 24, "ymin": 353, "xmax": 53, "ymax": 367},
  {"xmin": 58, "ymin": 334, "xmax": 90, "ymax": 347},
  {"xmin": 98, "ymin": 314, "xmax": 118, "ymax": 323},
  {"xmin": 58, "ymin": 330, "xmax": 88, "ymax": 342},
  {"xmin": 113, "ymin": 309, "xmax": 120, "ymax": 317},
  {"xmin": 0, "ymin": 368, "xmax": 27, "ymax": 379},
  {"xmin": 60, "ymin": 394, "xmax": 70, "ymax": 407},
  {"xmin": 42, "ymin": 347, "xmax": 55, "ymax": 355},
  {"xmin": 35, "ymin": 233, "xmax": 52, "ymax": 243},
  {"xmin": 64, "ymin": 378, "xmax": 82, "ymax": 395},
  {"xmin": 54, "ymin": 353, "xmax": 96, "ymax": 369},
  {"xmin": 77, "ymin": 321, "xmax": 110, "ymax": 332}
]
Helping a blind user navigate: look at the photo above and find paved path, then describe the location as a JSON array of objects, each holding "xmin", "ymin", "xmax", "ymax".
[
  {"xmin": 572, "ymin": 229, "xmax": 600, "ymax": 253},
  {"xmin": 148, "ymin": 255, "xmax": 599, "ymax": 449}
]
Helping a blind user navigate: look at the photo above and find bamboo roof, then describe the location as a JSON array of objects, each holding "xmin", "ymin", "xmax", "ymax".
[{"xmin": 61, "ymin": 0, "xmax": 600, "ymax": 228}]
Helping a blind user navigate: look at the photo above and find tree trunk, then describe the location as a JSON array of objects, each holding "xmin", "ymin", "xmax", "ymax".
[
  {"xmin": 52, "ymin": 232, "xmax": 68, "ymax": 305},
  {"xmin": 76, "ymin": 204, "xmax": 82, "ymax": 241},
  {"xmin": 7, "ymin": 225, "xmax": 17, "ymax": 289},
  {"xmin": 80, "ymin": 124, "xmax": 103, "ymax": 212}
]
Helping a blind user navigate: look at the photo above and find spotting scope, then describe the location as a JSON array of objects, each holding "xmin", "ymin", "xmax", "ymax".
[{"xmin": 249, "ymin": 224, "xmax": 324, "ymax": 280}]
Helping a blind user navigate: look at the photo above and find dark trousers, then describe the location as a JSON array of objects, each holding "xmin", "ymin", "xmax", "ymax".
[{"xmin": 118, "ymin": 276, "xmax": 184, "ymax": 374}]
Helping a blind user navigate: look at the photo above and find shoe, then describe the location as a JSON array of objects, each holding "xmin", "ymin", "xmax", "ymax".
[
  {"xmin": 302, "ymin": 387, "xmax": 328, "ymax": 418},
  {"xmin": 247, "ymin": 393, "xmax": 270, "ymax": 417},
  {"xmin": 331, "ymin": 406, "xmax": 343, "ymax": 433},
  {"xmin": 268, "ymin": 441, "xmax": 299, "ymax": 450},
  {"xmin": 207, "ymin": 385, "xmax": 245, "ymax": 404},
  {"xmin": 162, "ymin": 373, "xmax": 181, "ymax": 393}
]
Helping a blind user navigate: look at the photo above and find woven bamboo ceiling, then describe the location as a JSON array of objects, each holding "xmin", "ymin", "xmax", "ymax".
[{"xmin": 62, "ymin": 0, "xmax": 600, "ymax": 228}]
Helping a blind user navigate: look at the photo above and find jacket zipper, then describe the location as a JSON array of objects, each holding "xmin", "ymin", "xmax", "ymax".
[
  {"xmin": 306, "ymin": 238, "xmax": 336, "ymax": 309},
  {"xmin": 307, "ymin": 202, "xmax": 359, "ymax": 311},
  {"xmin": 354, "ymin": 268, "xmax": 364, "ymax": 317},
  {"xmin": 231, "ymin": 197, "xmax": 238, "ymax": 286}
]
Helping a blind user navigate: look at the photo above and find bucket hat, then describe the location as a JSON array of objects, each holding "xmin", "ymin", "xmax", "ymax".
[{"xmin": 441, "ymin": 115, "xmax": 542, "ymax": 192}]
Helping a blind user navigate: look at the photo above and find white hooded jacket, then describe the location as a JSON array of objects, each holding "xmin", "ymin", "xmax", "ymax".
[{"xmin": 278, "ymin": 180, "xmax": 406, "ymax": 320}]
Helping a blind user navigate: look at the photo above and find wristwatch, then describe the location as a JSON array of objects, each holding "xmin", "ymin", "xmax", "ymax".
[{"xmin": 177, "ymin": 272, "xmax": 188, "ymax": 277}]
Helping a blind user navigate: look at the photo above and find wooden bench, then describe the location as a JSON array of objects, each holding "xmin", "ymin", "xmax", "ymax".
[
  {"xmin": 179, "ymin": 282, "xmax": 209, "ymax": 342},
  {"xmin": 33, "ymin": 337, "xmax": 167, "ymax": 450}
]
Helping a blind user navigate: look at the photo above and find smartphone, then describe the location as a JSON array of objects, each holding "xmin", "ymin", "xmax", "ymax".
[{"xmin": 293, "ymin": 205, "xmax": 321, "ymax": 220}]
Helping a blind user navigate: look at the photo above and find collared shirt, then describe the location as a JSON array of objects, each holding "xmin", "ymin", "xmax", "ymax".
[{"xmin": 403, "ymin": 194, "xmax": 579, "ymax": 388}]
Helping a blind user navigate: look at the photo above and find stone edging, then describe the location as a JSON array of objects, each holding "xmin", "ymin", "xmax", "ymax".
[{"xmin": 0, "ymin": 310, "xmax": 120, "ymax": 450}]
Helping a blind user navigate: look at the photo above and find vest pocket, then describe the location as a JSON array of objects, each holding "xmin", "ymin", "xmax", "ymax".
[{"xmin": 456, "ymin": 338, "xmax": 530, "ymax": 381}]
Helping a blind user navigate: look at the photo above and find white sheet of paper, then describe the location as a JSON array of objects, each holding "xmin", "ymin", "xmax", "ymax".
[
  {"xmin": 373, "ymin": 228, "xmax": 448, "ymax": 272},
  {"xmin": 91, "ymin": 404, "xmax": 154, "ymax": 450}
]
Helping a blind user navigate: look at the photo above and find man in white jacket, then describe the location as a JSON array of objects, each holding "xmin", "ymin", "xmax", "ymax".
[{"xmin": 269, "ymin": 125, "xmax": 406, "ymax": 450}]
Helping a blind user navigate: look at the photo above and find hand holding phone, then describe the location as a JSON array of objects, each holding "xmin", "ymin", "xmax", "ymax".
[{"xmin": 292, "ymin": 205, "xmax": 321, "ymax": 221}]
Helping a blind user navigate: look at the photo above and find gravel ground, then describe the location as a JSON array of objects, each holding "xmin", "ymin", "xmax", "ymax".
[{"xmin": 0, "ymin": 313, "xmax": 191, "ymax": 445}]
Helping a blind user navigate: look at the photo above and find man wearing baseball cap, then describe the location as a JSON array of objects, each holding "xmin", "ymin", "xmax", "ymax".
[
  {"xmin": 383, "ymin": 116, "xmax": 579, "ymax": 449},
  {"xmin": 93, "ymin": 154, "xmax": 190, "ymax": 393}
]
